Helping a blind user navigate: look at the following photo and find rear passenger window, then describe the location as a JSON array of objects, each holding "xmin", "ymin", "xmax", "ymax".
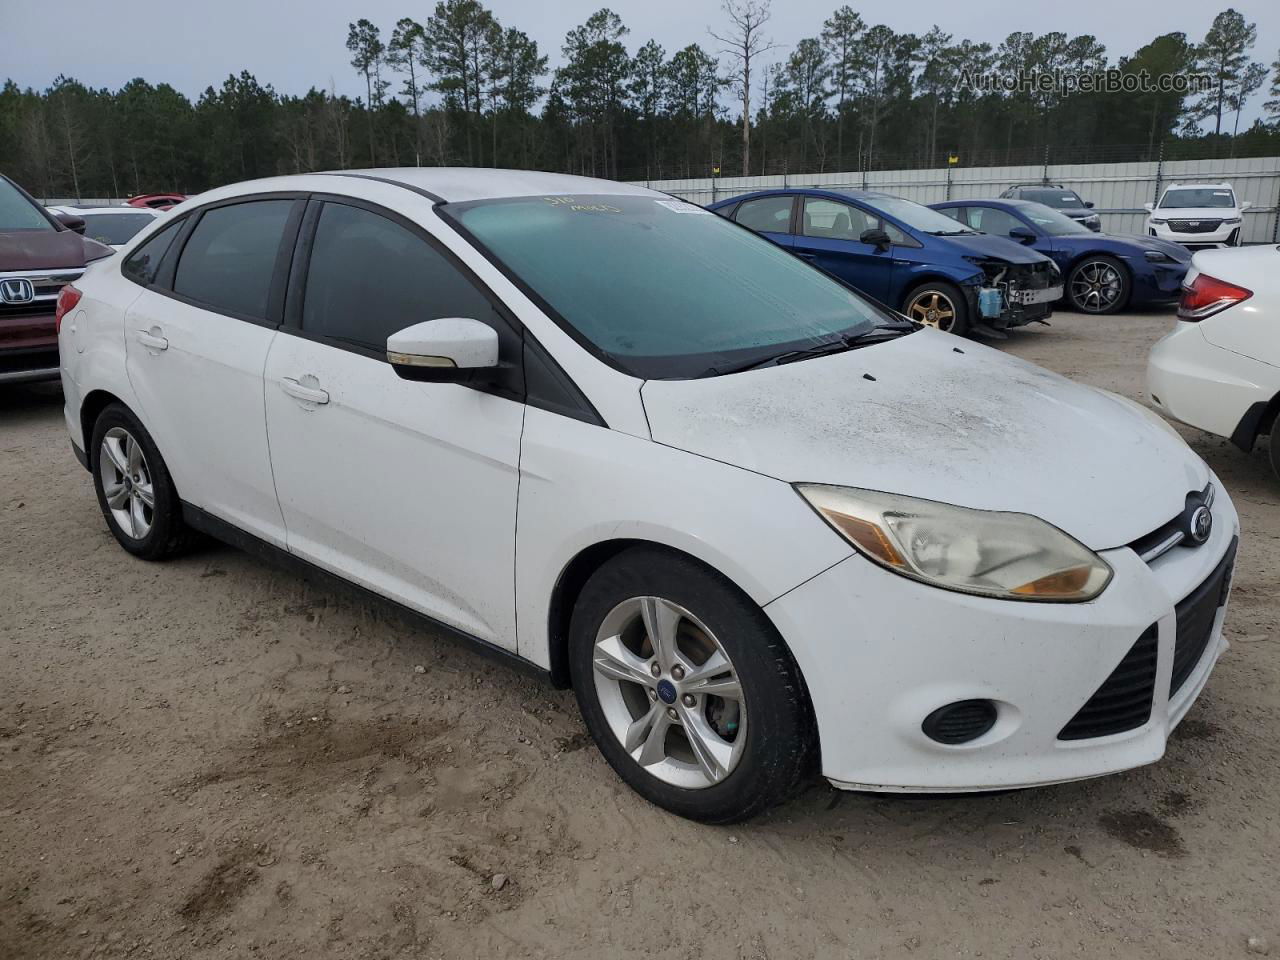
[
  {"xmin": 122, "ymin": 221, "xmax": 180, "ymax": 286},
  {"xmin": 173, "ymin": 200, "xmax": 293, "ymax": 319},
  {"xmin": 734, "ymin": 196, "xmax": 793, "ymax": 234},
  {"xmin": 301, "ymin": 202, "xmax": 496, "ymax": 352}
]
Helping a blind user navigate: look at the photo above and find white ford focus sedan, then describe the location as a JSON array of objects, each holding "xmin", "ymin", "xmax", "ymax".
[{"xmin": 56, "ymin": 169, "xmax": 1239, "ymax": 822}]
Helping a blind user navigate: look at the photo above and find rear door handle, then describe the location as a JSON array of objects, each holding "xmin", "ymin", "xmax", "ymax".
[
  {"xmin": 281, "ymin": 377, "xmax": 329, "ymax": 405},
  {"xmin": 135, "ymin": 329, "xmax": 168, "ymax": 351},
  {"xmin": 795, "ymin": 252, "xmax": 817, "ymax": 261}
]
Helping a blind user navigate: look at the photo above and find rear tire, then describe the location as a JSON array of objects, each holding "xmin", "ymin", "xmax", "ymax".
[
  {"xmin": 903, "ymin": 281, "xmax": 969, "ymax": 335},
  {"xmin": 90, "ymin": 403, "xmax": 196, "ymax": 560},
  {"xmin": 1269, "ymin": 413, "xmax": 1280, "ymax": 483},
  {"xmin": 568, "ymin": 548, "xmax": 815, "ymax": 823}
]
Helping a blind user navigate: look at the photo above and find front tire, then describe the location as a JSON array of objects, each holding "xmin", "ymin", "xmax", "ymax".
[
  {"xmin": 568, "ymin": 548, "xmax": 815, "ymax": 823},
  {"xmin": 903, "ymin": 281, "xmax": 969, "ymax": 335},
  {"xmin": 90, "ymin": 403, "xmax": 195, "ymax": 560},
  {"xmin": 1067, "ymin": 255, "xmax": 1130, "ymax": 314}
]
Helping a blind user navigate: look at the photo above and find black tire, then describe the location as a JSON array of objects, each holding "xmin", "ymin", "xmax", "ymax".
[
  {"xmin": 1066, "ymin": 255, "xmax": 1131, "ymax": 314},
  {"xmin": 1269, "ymin": 413, "xmax": 1280, "ymax": 483},
  {"xmin": 89, "ymin": 403, "xmax": 196, "ymax": 560},
  {"xmin": 902, "ymin": 281, "xmax": 969, "ymax": 335},
  {"xmin": 568, "ymin": 547, "xmax": 815, "ymax": 823}
]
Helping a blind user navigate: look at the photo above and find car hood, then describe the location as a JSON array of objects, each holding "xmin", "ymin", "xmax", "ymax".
[
  {"xmin": 641, "ymin": 330, "xmax": 1208, "ymax": 550},
  {"xmin": 0, "ymin": 228, "xmax": 95, "ymax": 270},
  {"xmin": 1056, "ymin": 233, "xmax": 1191, "ymax": 263},
  {"xmin": 934, "ymin": 231, "xmax": 1051, "ymax": 265}
]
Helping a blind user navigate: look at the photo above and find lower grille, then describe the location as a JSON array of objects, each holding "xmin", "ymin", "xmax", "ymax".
[
  {"xmin": 1169, "ymin": 219, "xmax": 1222, "ymax": 233},
  {"xmin": 1059, "ymin": 626, "xmax": 1158, "ymax": 740},
  {"xmin": 1170, "ymin": 537, "xmax": 1236, "ymax": 696}
]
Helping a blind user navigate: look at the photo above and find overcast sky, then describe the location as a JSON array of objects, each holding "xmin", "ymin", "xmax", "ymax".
[{"xmin": 4, "ymin": 0, "xmax": 1277, "ymax": 126}]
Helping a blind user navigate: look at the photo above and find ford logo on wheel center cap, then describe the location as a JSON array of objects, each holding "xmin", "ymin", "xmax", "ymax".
[{"xmin": 656, "ymin": 679, "xmax": 677, "ymax": 704}]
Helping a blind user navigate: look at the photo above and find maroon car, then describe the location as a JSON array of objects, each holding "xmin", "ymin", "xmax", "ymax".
[{"xmin": 1, "ymin": 174, "xmax": 113, "ymax": 385}]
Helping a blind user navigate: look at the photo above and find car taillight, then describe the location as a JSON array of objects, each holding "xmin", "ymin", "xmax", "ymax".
[
  {"xmin": 54, "ymin": 284, "xmax": 83, "ymax": 334},
  {"xmin": 1178, "ymin": 272, "xmax": 1252, "ymax": 321}
]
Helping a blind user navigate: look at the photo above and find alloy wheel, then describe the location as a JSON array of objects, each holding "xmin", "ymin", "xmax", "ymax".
[
  {"xmin": 591, "ymin": 596, "xmax": 747, "ymax": 789},
  {"xmin": 99, "ymin": 426, "xmax": 155, "ymax": 540},
  {"xmin": 1070, "ymin": 260, "xmax": 1123, "ymax": 312},
  {"xmin": 906, "ymin": 291, "xmax": 957, "ymax": 331}
]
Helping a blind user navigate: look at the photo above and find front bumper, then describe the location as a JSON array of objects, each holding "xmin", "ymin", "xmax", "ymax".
[
  {"xmin": 1148, "ymin": 321, "xmax": 1280, "ymax": 440},
  {"xmin": 1147, "ymin": 222, "xmax": 1240, "ymax": 249},
  {"xmin": 0, "ymin": 308, "xmax": 60, "ymax": 384},
  {"xmin": 765, "ymin": 483, "xmax": 1239, "ymax": 791}
]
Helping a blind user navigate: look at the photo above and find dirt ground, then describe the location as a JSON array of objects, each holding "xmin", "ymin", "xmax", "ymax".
[{"xmin": 2, "ymin": 307, "xmax": 1278, "ymax": 960}]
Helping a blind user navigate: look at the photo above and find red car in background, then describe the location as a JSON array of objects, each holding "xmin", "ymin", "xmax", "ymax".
[
  {"xmin": 126, "ymin": 193, "xmax": 186, "ymax": 210},
  {"xmin": 1, "ymin": 174, "xmax": 113, "ymax": 385}
]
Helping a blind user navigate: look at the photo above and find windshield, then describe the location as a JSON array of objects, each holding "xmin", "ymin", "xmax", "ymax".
[
  {"xmin": 0, "ymin": 178, "xmax": 55, "ymax": 232},
  {"xmin": 450, "ymin": 195, "xmax": 892, "ymax": 379},
  {"xmin": 1018, "ymin": 202, "xmax": 1093, "ymax": 236},
  {"xmin": 81, "ymin": 212, "xmax": 157, "ymax": 245},
  {"xmin": 1160, "ymin": 188, "xmax": 1236, "ymax": 209},
  {"xmin": 1020, "ymin": 188, "xmax": 1084, "ymax": 209},
  {"xmin": 855, "ymin": 195, "xmax": 974, "ymax": 235}
]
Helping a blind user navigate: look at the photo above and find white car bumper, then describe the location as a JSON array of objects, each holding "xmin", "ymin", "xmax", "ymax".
[
  {"xmin": 1148, "ymin": 321, "xmax": 1280, "ymax": 442},
  {"xmin": 765, "ymin": 484, "xmax": 1238, "ymax": 792},
  {"xmin": 1147, "ymin": 220, "xmax": 1240, "ymax": 249}
]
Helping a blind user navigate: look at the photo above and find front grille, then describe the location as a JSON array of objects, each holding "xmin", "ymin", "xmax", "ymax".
[
  {"xmin": 1170, "ymin": 537, "xmax": 1236, "ymax": 696},
  {"xmin": 1127, "ymin": 484, "xmax": 1214, "ymax": 564},
  {"xmin": 0, "ymin": 301, "xmax": 56, "ymax": 319},
  {"xmin": 1169, "ymin": 219, "xmax": 1222, "ymax": 234},
  {"xmin": 1059, "ymin": 626, "xmax": 1158, "ymax": 740}
]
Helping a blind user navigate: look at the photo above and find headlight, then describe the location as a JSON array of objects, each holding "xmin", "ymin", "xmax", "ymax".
[
  {"xmin": 795, "ymin": 485, "xmax": 1113, "ymax": 602},
  {"xmin": 1150, "ymin": 218, "xmax": 1168, "ymax": 225},
  {"xmin": 1145, "ymin": 250, "xmax": 1172, "ymax": 262},
  {"xmin": 1222, "ymin": 217, "xmax": 1241, "ymax": 225}
]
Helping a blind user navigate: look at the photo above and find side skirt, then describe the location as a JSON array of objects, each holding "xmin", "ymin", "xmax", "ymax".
[{"xmin": 181, "ymin": 502, "xmax": 553, "ymax": 686}]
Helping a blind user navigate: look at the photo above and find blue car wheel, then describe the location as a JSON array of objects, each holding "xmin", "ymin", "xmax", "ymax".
[
  {"xmin": 903, "ymin": 281, "xmax": 969, "ymax": 335},
  {"xmin": 1067, "ymin": 256, "xmax": 1130, "ymax": 315}
]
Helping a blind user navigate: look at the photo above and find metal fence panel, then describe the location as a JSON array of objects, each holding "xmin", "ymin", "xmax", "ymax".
[{"xmin": 633, "ymin": 156, "xmax": 1280, "ymax": 243}]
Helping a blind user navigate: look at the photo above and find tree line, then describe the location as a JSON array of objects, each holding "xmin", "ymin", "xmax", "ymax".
[{"xmin": 2, "ymin": 1, "xmax": 1279, "ymax": 199}]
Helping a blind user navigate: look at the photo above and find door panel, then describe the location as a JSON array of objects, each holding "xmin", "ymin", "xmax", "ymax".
[
  {"xmin": 792, "ymin": 198, "xmax": 894, "ymax": 301},
  {"xmin": 263, "ymin": 334, "xmax": 523, "ymax": 645},
  {"xmin": 124, "ymin": 290, "xmax": 285, "ymax": 545}
]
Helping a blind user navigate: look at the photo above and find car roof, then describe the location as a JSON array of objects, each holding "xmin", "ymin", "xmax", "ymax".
[
  {"xmin": 934, "ymin": 198, "xmax": 1028, "ymax": 208},
  {"xmin": 712, "ymin": 187, "xmax": 895, "ymax": 206},
  {"xmin": 330, "ymin": 168, "xmax": 658, "ymax": 204},
  {"xmin": 1163, "ymin": 182, "xmax": 1232, "ymax": 191},
  {"xmin": 74, "ymin": 206, "xmax": 161, "ymax": 216}
]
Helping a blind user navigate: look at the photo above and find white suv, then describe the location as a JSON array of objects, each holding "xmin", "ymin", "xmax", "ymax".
[
  {"xmin": 1144, "ymin": 183, "xmax": 1250, "ymax": 250},
  {"xmin": 56, "ymin": 169, "xmax": 1238, "ymax": 822}
]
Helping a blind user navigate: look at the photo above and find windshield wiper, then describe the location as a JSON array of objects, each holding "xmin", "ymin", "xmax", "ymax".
[{"xmin": 700, "ymin": 324, "xmax": 914, "ymax": 377}]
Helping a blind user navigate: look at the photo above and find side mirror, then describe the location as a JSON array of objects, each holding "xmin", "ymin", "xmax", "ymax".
[
  {"xmin": 1084, "ymin": 201, "xmax": 1095, "ymax": 209},
  {"xmin": 860, "ymin": 227, "xmax": 892, "ymax": 250},
  {"xmin": 1142, "ymin": 202, "xmax": 1154, "ymax": 213},
  {"xmin": 387, "ymin": 317, "xmax": 499, "ymax": 383},
  {"xmin": 1008, "ymin": 226, "xmax": 1037, "ymax": 244},
  {"xmin": 55, "ymin": 212, "xmax": 86, "ymax": 234},
  {"xmin": 1241, "ymin": 200, "xmax": 1252, "ymax": 211}
]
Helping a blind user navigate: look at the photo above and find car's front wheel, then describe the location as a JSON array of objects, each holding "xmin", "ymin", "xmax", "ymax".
[
  {"xmin": 568, "ymin": 548, "xmax": 815, "ymax": 823},
  {"xmin": 1067, "ymin": 256, "xmax": 1130, "ymax": 314},
  {"xmin": 903, "ymin": 281, "xmax": 969, "ymax": 335},
  {"xmin": 90, "ymin": 403, "xmax": 195, "ymax": 560}
]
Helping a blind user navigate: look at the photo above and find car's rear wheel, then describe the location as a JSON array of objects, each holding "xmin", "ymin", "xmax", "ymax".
[
  {"xmin": 1067, "ymin": 256, "xmax": 1130, "ymax": 314},
  {"xmin": 90, "ymin": 403, "xmax": 195, "ymax": 560},
  {"xmin": 568, "ymin": 548, "xmax": 815, "ymax": 823},
  {"xmin": 903, "ymin": 281, "xmax": 969, "ymax": 335},
  {"xmin": 1269, "ymin": 412, "xmax": 1280, "ymax": 483}
]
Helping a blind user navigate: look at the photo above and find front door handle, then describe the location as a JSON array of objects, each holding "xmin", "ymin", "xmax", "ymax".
[
  {"xmin": 795, "ymin": 252, "xmax": 817, "ymax": 261},
  {"xmin": 281, "ymin": 377, "xmax": 329, "ymax": 405},
  {"xmin": 135, "ymin": 329, "xmax": 168, "ymax": 351}
]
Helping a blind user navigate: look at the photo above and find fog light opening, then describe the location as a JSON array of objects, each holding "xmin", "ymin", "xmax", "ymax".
[{"xmin": 922, "ymin": 700, "xmax": 998, "ymax": 745}]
